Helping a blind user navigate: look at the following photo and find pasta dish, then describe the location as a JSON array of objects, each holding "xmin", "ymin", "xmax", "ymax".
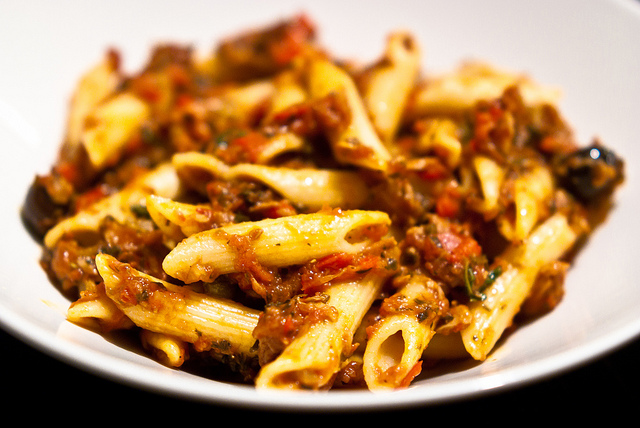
[{"xmin": 22, "ymin": 15, "xmax": 624, "ymax": 390}]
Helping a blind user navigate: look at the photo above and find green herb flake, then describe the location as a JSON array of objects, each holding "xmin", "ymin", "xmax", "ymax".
[
  {"xmin": 480, "ymin": 265, "xmax": 503, "ymax": 292},
  {"xmin": 464, "ymin": 260, "xmax": 486, "ymax": 302}
]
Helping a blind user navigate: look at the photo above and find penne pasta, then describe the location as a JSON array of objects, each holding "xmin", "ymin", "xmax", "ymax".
[
  {"xmin": 409, "ymin": 62, "xmax": 562, "ymax": 117},
  {"xmin": 415, "ymin": 119, "xmax": 462, "ymax": 169},
  {"xmin": 473, "ymin": 155, "xmax": 505, "ymax": 215},
  {"xmin": 252, "ymin": 132, "xmax": 308, "ymax": 164},
  {"xmin": 172, "ymin": 151, "xmax": 370, "ymax": 209},
  {"xmin": 227, "ymin": 164, "xmax": 370, "ymax": 210},
  {"xmin": 66, "ymin": 293, "xmax": 134, "ymax": 331},
  {"xmin": 307, "ymin": 57, "xmax": 391, "ymax": 171},
  {"xmin": 461, "ymin": 213, "xmax": 578, "ymax": 360},
  {"xmin": 96, "ymin": 253, "xmax": 261, "ymax": 358},
  {"xmin": 81, "ymin": 92, "xmax": 151, "ymax": 169},
  {"xmin": 140, "ymin": 330, "xmax": 189, "ymax": 367},
  {"xmin": 363, "ymin": 274, "xmax": 445, "ymax": 390},
  {"xmin": 497, "ymin": 165, "xmax": 555, "ymax": 242},
  {"xmin": 43, "ymin": 162, "xmax": 181, "ymax": 248},
  {"xmin": 63, "ymin": 52, "xmax": 121, "ymax": 156},
  {"xmin": 162, "ymin": 209, "xmax": 391, "ymax": 283},
  {"xmin": 266, "ymin": 70, "xmax": 308, "ymax": 118},
  {"xmin": 255, "ymin": 272, "xmax": 386, "ymax": 389},
  {"xmin": 171, "ymin": 151, "xmax": 231, "ymax": 194},
  {"xmin": 500, "ymin": 212, "xmax": 579, "ymax": 268},
  {"xmin": 362, "ymin": 32, "xmax": 421, "ymax": 143},
  {"xmin": 146, "ymin": 194, "xmax": 224, "ymax": 245},
  {"xmin": 211, "ymin": 79, "xmax": 276, "ymax": 128}
]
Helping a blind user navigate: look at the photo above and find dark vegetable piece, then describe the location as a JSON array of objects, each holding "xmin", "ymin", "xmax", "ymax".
[
  {"xmin": 21, "ymin": 177, "xmax": 65, "ymax": 240},
  {"xmin": 21, "ymin": 172, "xmax": 75, "ymax": 240},
  {"xmin": 555, "ymin": 142, "xmax": 624, "ymax": 203}
]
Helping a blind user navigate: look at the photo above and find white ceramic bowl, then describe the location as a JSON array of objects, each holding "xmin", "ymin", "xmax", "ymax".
[{"xmin": 1, "ymin": 0, "xmax": 639, "ymax": 411}]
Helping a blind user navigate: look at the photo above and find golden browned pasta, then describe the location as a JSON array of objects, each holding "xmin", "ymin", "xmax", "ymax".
[{"xmin": 472, "ymin": 155, "xmax": 505, "ymax": 215}]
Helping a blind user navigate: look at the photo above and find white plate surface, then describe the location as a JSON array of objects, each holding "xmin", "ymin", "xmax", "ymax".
[{"xmin": 1, "ymin": 0, "xmax": 639, "ymax": 411}]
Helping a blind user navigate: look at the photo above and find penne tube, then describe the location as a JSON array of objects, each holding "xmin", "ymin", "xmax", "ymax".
[
  {"xmin": 409, "ymin": 62, "xmax": 562, "ymax": 117},
  {"xmin": 81, "ymin": 92, "xmax": 150, "ymax": 169},
  {"xmin": 171, "ymin": 151, "xmax": 231, "ymax": 194},
  {"xmin": 421, "ymin": 332, "xmax": 469, "ymax": 360},
  {"xmin": 173, "ymin": 151, "xmax": 369, "ymax": 209},
  {"xmin": 252, "ymin": 132, "xmax": 308, "ymax": 164},
  {"xmin": 140, "ymin": 330, "xmax": 189, "ymax": 367},
  {"xmin": 66, "ymin": 293, "xmax": 134, "ymax": 331},
  {"xmin": 63, "ymin": 52, "xmax": 121, "ymax": 155},
  {"xmin": 146, "ymin": 195, "xmax": 225, "ymax": 245},
  {"xmin": 363, "ymin": 32, "xmax": 421, "ymax": 143},
  {"xmin": 227, "ymin": 163, "xmax": 370, "ymax": 210},
  {"xmin": 43, "ymin": 162, "xmax": 181, "ymax": 248},
  {"xmin": 96, "ymin": 253, "xmax": 261, "ymax": 357},
  {"xmin": 307, "ymin": 57, "xmax": 391, "ymax": 171},
  {"xmin": 461, "ymin": 265, "xmax": 537, "ymax": 361},
  {"xmin": 473, "ymin": 155, "xmax": 505, "ymax": 215},
  {"xmin": 415, "ymin": 119, "xmax": 462, "ymax": 168},
  {"xmin": 461, "ymin": 213, "xmax": 578, "ymax": 360},
  {"xmin": 497, "ymin": 165, "xmax": 554, "ymax": 242},
  {"xmin": 266, "ymin": 70, "xmax": 308, "ymax": 118},
  {"xmin": 213, "ymin": 79, "xmax": 276, "ymax": 126},
  {"xmin": 224, "ymin": 80, "xmax": 275, "ymax": 112},
  {"xmin": 255, "ymin": 272, "xmax": 386, "ymax": 389},
  {"xmin": 500, "ymin": 212, "xmax": 579, "ymax": 268},
  {"xmin": 364, "ymin": 315, "xmax": 431, "ymax": 389},
  {"xmin": 162, "ymin": 209, "xmax": 391, "ymax": 284},
  {"xmin": 363, "ymin": 274, "xmax": 445, "ymax": 390}
]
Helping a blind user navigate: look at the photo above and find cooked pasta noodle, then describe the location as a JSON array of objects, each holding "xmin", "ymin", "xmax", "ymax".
[
  {"xmin": 96, "ymin": 253, "xmax": 261, "ymax": 358},
  {"xmin": 161, "ymin": 209, "xmax": 391, "ymax": 284},
  {"xmin": 255, "ymin": 272, "xmax": 387, "ymax": 389},
  {"xmin": 307, "ymin": 56, "xmax": 392, "ymax": 171},
  {"xmin": 362, "ymin": 32, "xmax": 421, "ymax": 143},
  {"xmin": 363, "ymin": 274, "xmax": 445, "ymax": 390}
]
